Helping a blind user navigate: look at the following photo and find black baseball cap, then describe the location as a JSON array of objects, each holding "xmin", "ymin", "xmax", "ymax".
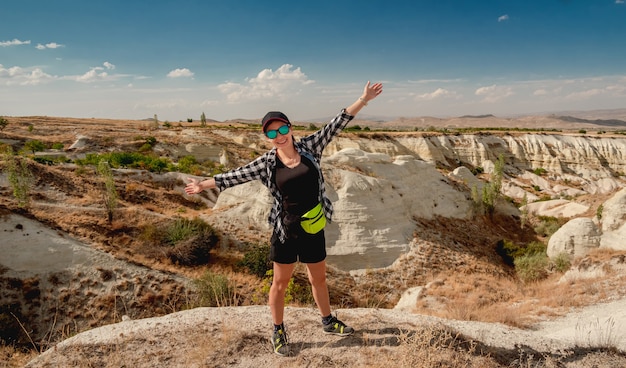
[{"xmin": 262, "ymin": 111, "xmax": 290, "ymax": 132}]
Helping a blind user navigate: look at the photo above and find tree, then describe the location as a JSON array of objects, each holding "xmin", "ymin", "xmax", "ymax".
[
  {"xmin": 23, "ymin": 140, "xmax": 45, "ymax": 154},
  {"xmin": 200, "ymin": 112, "xmax": 207, "ymax": 128}
]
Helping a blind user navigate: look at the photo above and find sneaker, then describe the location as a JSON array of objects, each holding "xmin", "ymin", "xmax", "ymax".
[
  {"xmin": 271, "ymin": 327, "xmax": 290, "ymax": 357},
  {"xmin": 322, "ymin": 315, "xmax": 354, "ymax": 336}
]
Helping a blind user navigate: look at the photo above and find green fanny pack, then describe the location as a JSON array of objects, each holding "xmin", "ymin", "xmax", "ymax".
[{"xmin": 300, "ymin": 203, "xmax": 326, "ymax": 234}]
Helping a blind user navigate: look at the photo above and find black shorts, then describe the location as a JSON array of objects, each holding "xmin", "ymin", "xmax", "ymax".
[{"xmin": 270, "ymin": 228, "xmax": 326, "ymax": 264}]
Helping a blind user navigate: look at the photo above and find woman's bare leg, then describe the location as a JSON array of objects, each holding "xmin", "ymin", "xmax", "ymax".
[
  {"xmin": 305, "ymin": 260, "xmax": 331, "ymax": 317},
  {"xmin": 269, "ymin": 262, "xmax": 296, "ymax": 325}
]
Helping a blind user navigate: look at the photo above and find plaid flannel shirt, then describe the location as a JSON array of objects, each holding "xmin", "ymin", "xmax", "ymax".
[{"xmin": 213, "ymin": 108, "xmax": 354, "ymax": 243}]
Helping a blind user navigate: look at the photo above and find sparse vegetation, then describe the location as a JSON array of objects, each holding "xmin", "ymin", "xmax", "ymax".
[
  {"xmin": 471, "ymin": 154, "xmax": 504, "ymax": 216},
  {"xmin": 261, "ymin": 269, "xmax": 315, "ymax": 306},
  {"xmin": 23, "ymin": 140, "xmax": 45, "ymax": 154},
  {"xmin": 192, "ymin": 270, "xmax": 239, "ymax": 307},
  {"xmin": 97, "ymin": 160, "xmax": 118, "ymax": 223},
  {"xmin": 0, "ymin": 116, "xmax": 8, "ymax": 131},
  {"xmin": 153, "ymin": 217, "xmax": 220, "ymax": 266},
  {"xmin": 534, "ymin": 216, "xmax": 564, "ymax": 238},
  {"xmin": 514, "ymin": 252, "xmax": 550, "ymax": 283},
  {"xmin": 238, "ymin": 243, "xmax": 272, "ymax": 278},
  {"xmin": 4, "ymin": 147, "xmax": 34, "ymax": 208}
]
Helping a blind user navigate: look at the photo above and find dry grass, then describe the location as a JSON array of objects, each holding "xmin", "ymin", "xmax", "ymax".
[{"xmin": 0, "ymin": 344, "xmax": 38, "ymax": 368}]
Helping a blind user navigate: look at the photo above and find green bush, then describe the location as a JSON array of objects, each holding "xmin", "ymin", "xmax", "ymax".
[
  {"xmin": 534, "ymin": 216, "xmax": 563, "ymax": 238},
  {"xmin": 75, "ymin": 152, "xmax": 171, "ymax": 173},
  {"xmin": 33, "ymin": 155, "xmax": 70, "ymax": 165},
  {"xmin": 515, "ymin": 253, "xmax": 550, "ymax": 283},
  {"xmin": 164, "ymin": 217, "xmax": 219, "ymax": 266},
  {"xmin": 5, "ymin": 148, "xmax": 34, "ymax": 208},
  {"xmin": 552, "ymin": 252, "xmax": 572, "ymax": 273},
  {"xmin": 176, "ymin": 155, "xmax": 199, "ymax": 174},
  {"xmin": 497, "ymin": 240, "xmax": 547, "ymax": 267},
  {"xmin": 238, "ymin": 244, "xmax": 271, "ymax": 278},
  {"xmin": 23, "ymin": 140, "xmax": 45, "ymax": 154}
]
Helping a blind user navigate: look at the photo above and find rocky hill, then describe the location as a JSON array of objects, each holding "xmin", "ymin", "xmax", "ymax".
[{"xmin": 1, "ymin": 114, "xmax": 625, "ymax": 367}]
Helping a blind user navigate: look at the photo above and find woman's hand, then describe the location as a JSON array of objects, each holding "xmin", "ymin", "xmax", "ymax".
[
  {"xmin": 184, "ymin": 177, "xmax": 203, "ymax": 195},
  {"xmin": 361, "ymin": 81, "xmax": 383, "ymax": 103},
  {"xmin": 346, "ymin": 81, "xmax": 383, "ymax": 116}
]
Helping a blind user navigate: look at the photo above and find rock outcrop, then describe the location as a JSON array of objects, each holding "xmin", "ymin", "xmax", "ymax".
[
  {"xmin": 547, "ymin": 188, "xmax": 626, "ymax": 259},
  {"xmin": 184, "ymin": 131, "xmax": 626, "ymax": 269}
]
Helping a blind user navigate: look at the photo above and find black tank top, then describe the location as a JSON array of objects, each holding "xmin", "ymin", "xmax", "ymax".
[{"xmin": 275, "ymin": 155, "xmax": 319, "ymax": 216}]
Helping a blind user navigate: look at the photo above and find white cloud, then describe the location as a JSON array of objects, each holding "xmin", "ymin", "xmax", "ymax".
[
  {"xmin": 565, "ymin": 88, "xmax": 605, "ymax": 101},
  {"xmin": 0, "ymin": 39, "xmax": 31, "ymax": 47},
  {"xmin": 167, "ymin": 68, "xmax": 194, "ymax": 78},
  {"xmin": 498, "ymin": 14, "xmax": 509, "ymax": 22},
  {"xmin": 475, "ymin": 84, "xmax": 514, "ymax": 103},
  {"xmin": 75, "ymin": 68, "xmax": 108, "ymax": 83},
  {"xmin": 533, "ymin": 89, "xmax": 548, "ymax": 96},
  {"xmin": 72, "ymin": 62, "xmax": 120, "ymax": 82},
  {"xmin": 218, "ymin": 64, "xmax": 314, "ymax": 102},
  {"xmin": 616, "ymin": 0, "xmax": 624, "ymax": 4},
  {"xmin": 415, "ymin": 88, "xmax": 458, "ymax": 100},
  {"xmin": 0, "ymin": 64, "xmax": 55, "ymax": 86},
  {"xmin": 36, "ymin": 42, "xmax": 64, "ymax": 50}
]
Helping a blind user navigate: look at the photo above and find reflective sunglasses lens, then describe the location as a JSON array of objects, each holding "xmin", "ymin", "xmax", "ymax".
[
  {"xmin": 266, "ymin": 130, "xmax": 278, "ymax": 139},
  {"xmin": 278, "ymin": 125, "xmax": 290, "ymax": 135}
]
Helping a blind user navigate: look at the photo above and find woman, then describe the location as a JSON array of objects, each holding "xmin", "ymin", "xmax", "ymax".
[{"xmin": 184, "ymin": 81, "xmax": 383, "ymax": 356}]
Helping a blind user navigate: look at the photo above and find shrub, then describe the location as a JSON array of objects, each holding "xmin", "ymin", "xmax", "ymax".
[
  {"xmin": 552, "ymin": 252, "xmax": 571, "ymax": 273},
  {"xmin": 596, "ymin": 204, "xmax": 604, "ymax": 220},
  {"xmin": 33, "ymin": 155, "xmax": 70, "ymax": 165},
  {"xmin": 97, "ymin": 161, "xmax": 118, "ymax": 223},
  {"xmin": 164, "ymin": 217, "xmax": 219, "ymax": 266},
  {"xmin": 176, "ymin": 155, "xmax": 199, "ymax": 174},
  {"xmin": 534, "ymin": 216, "xmax": 563, "ymax": 238},
  {"xmin": 0, "ymin": 116, "xmax": 8, "ymax": 131},
  {"xmin": 471, "ymin": 154, "xmax": 504, "ymax": 216},
  {"xmin": 75, "ymin": 152, "xmax": 171, "ymax": 173},
  {"xmin": 497, "ymin": 240, "xmax": 547, "ymax": 268},
  {"xmin": 515, "ymin": 253, "xmax": 550, "ymax": 283},
  {"xmin": 192, "ymin": 270, "xmax": 238, "ymax": 307},
  {"xmin": 5, "ymin": 148, "xmax": 34, "ymax": 208},
  {"xmin": 238, "ymin": 244, "xmax": 271, "ymax": 278},
  {"xmin": 23, "ymin": 140, "xmax": 45, "ymax": 154}
]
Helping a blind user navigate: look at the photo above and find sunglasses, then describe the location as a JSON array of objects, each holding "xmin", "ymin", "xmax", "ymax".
[{"xmin": 265, "ymin": 124, "xmax": 290, "ymax": 139}]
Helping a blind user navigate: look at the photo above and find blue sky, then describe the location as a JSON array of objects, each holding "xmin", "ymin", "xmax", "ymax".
[{"xmin": 1, "ymin": 0, "xmax": 625, "ymax": 122}]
